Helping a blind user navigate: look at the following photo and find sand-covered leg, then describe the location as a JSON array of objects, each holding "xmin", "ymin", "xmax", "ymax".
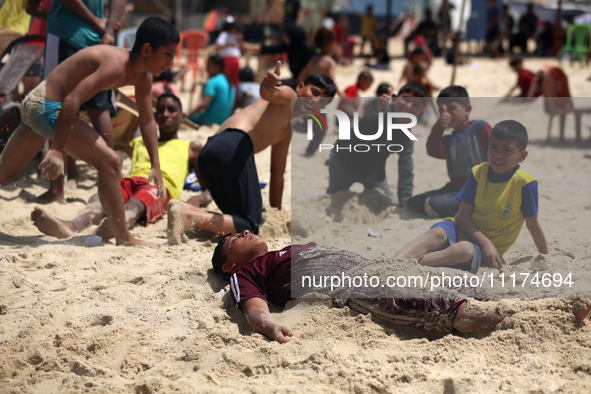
[{"xmin": 452, "ymin": 300, "xmax": 510, "ymax": 333}]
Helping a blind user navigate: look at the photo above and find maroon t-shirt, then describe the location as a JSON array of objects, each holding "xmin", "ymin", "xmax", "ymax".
[{"xmin": 229, "ymin": 243, "xmax": 315, "ymax": 309}]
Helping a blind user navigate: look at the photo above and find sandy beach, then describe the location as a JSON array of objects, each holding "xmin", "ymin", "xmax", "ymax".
[{"xmin": 1, "ymin": 49, "xmax": 591, "ymax": 393}]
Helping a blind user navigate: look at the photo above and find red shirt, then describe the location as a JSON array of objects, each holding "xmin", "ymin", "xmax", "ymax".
[
  {"xmin": 517, "ymin": 69, "xmax": 535, "ymax": 96},
  {"xmin": 337, "ymin": 84, "xmax": 359, "ymax": 112}
]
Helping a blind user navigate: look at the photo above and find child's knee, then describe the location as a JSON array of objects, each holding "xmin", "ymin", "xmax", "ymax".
[
  {"xmin": 99, "ymin": 150, "xmax": 122, "ymax": 174},
  {"xmin": 428, "ymin": 227, "xmax": 448, "ymax": 245}
]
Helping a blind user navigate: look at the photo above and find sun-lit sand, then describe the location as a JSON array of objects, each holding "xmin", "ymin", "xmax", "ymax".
[{"xmin": 1, "ymin": 40, "xmax": 591, "ymax": 392}]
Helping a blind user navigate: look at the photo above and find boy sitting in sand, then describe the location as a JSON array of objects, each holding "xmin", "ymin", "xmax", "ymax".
[
  {"xmin": 394, "ymin": 120, "xmax": 575, "ymax": 273},
  {"xmin": 326, "ymin": 83, "xmax": 427, "ymax": 208},
  {"xmin": 166, "ymin": 62, "xmax": 336, "ymax": 244},
  {"xmin": 0, "ymin": 16, "xmax": 179, "ymax": 247},
  {"xmin": 31, "ymin": 93, "xmax": 203, "ymax": 241},
  {"xmin": 211, "ymin": 230, "xmax": 511, "ymax": 343},
  {"xmin": 406, "ymin": 86, "xmax": 492, "ymax": 218},
  {"xmin": 298, "ymin": 27, "xmax": 342, "ymax": 97}
]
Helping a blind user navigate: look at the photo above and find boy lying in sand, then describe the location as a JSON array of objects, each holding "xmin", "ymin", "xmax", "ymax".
[
  {"xmin": 31, "ymin": 94, "xmax": 203, "ymax": 241},
  {"xmin": 395, "ymin": 120, "xmax": 575, "ymax": 273},
  {"xmin": 211, "ymin": 230, "xmax": 514, "ymax": 343},
  {"xmin": 0, "ymin": 17, "xmax": 179, "ymax": 247},
  {"xmin": 166, "ymin": 62, "xmax": 336, "ymax": 244}
]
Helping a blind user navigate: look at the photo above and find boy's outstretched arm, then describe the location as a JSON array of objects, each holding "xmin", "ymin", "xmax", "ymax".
[
  {"xmin": 455, "ymin": 202, "xmax": 504, "ymax": 269},
  {"xmin": 135, "ymin": 77, "xmax": 165, "ymax": 199},
  {"xmin": 525, "ymin": 216, "xmax": 575, "ymax": 258},
  {"xmin": 242, "ymin": 297, "xmax": 293, "ymax": 343},
  {"xmin": 260, "ymin": 61, "xmax": 295, "ymax": 106}
]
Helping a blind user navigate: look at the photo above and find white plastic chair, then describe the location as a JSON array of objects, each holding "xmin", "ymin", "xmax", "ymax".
[{"xmin": 116, "ymin": 27, "xmax": 138, "ymax": 49}]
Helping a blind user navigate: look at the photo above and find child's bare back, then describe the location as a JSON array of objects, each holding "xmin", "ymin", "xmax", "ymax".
[
  {"xmin": 298, "ymin": 55, "xmax": 336, "ymax": 84},
  {"xmin": 45, "ymin": 45, "xmax": 150, "ymax": 103}
]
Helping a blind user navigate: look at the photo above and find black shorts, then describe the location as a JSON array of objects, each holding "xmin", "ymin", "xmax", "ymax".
[{"xmin": 198, "ymin": 128, "xmax": 263, "ymax": 234}]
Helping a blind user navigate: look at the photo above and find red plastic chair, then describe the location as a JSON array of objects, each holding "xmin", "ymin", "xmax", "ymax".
[{"xmin": 175, "ymin": 29, "xmax": 210, "ymax": 92}]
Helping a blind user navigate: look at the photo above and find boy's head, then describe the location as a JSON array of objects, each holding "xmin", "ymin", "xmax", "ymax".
[
  {"xmin": 239, "ymin": 66, "xmax": 255, "ymax": 82},
  {"xmin": 437, "ymin": 85, "xmax": 471, "ymax": 130},
  {"xmin": 357, "ymin": 71, "xmax": 374, "ymax": 91},
  {"xmin": 509, "ymin": 56, "xmax": 523, "ymax": 72},
  {"xmin": 155, "ymin": 93, "xmax": 184, "ymax": 135},
  {"xmin": 412, "ymin": 64, "xmax": 426, "ymax": 79},
  {"xmin": 207, "ymin": 55, "xmax": 224, "ymax": 76},
  {"xmin": 132, "ymin": 17, "xmax": 179, "ymax": 61},
  {"xmin": 376, "ymin": 82, "xmax": 393, "ymax": 96},
  {"xmin": 409, "ymin": 47, "xmax": 426, "ymax": 63},
  {"xmin": 489, "ymin": 120, "xmax": 528, "ymax": 176},
  {"xmin": 212, "ymin": 231, "xmax": 269, "ymax": 281},
  {"xmin": 297, "ymin": 72, "xmax": 337, "ymax": 98},
  {"xmin": 314, "ymin": 27, "xmax": 335, "ymax": 51},
  {"xmin": 393, "ymin": 82, "xmax": 427, "ymax": 118}
]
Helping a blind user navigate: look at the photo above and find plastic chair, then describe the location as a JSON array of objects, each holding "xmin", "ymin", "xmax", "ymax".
[
  {"xmin": 531, "ymin": 65, "xmax": 591, "ymax": 142},
  {"xmin": 0, "ymin": 35, "xmax": 45, "ymax": 119},
  {"xmin": 558, "ymin": 24, "xmax": 591, "ymax": 67},
  {"xmin": 116, "ymin": 26, "xmax": 138, "ymax": 49},
  {"xmin": 175, "ymin": 29, "xmax": 210, "ymax": 91}
]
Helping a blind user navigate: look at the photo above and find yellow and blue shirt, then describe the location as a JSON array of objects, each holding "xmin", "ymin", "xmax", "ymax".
[{"xmin": 448, "ymin": 162, "xmax": 538, "ymax": 256}]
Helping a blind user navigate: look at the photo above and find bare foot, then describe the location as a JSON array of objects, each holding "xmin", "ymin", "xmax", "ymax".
[
  {"xmin": 167, "ymin": 200, "xmax": 191, "ymax": 245},
  {"xmin": 186, "ymin": 190, "xmax": 212, "ymax": 208},
  {"xmin": 31, "ymin": 190, "xmax": 65, "ymax": 205},
  {"xmin": 575, "ymin": 301, "xmax": 591, "ymax": 320},
  {"xmin": 31, "ymin": 207, "xmax": 74, "ymax": 238},
  {"xmin": 94, "ymin": 218, "xmax": 115, "ymax": 240}
]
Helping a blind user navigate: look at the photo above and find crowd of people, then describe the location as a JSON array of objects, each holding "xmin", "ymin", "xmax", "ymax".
[{"xmin": 0, "ymin": 0, "xmax": 588, "ymax": 347}]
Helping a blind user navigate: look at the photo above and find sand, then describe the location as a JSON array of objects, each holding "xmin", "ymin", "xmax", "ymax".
[{"xmin": 1, "ymin": 50, "xmax": 591, "ymax": 393}]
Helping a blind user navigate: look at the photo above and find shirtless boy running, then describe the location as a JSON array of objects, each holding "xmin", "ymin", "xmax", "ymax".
[
  {"xmin": 0, "ymin": 17, "xmax": 179, "ymax": 247},
  {"xmin": 167, "ymin": 61, "xmax": 336, "ymax": 244}
]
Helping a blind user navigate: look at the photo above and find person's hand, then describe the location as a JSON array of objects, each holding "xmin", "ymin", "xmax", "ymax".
[
  {"xmin": 38, "ymin": 149, "xmax": 65, "ymax": 180},
  {"xmin": 101, "ymin": 22, "xmax": 120, "ymax": 45},
  {"xmin": 377, "ymin": 87, "xmax": 392, "ymax": 111},
  {"xmin": 551, "ymin": 251, "xmax": 575, "ymax": 259},
  {"xmin": 96, "ymin": 17, "xmax": 107, "ymax": 35},
  {"xmin": 148, "ymin": 168, "xmax": 166, "ymax": 199},
  {"xmin": 482, "ymin": 243, "xmax": 503, "ymax": 270},
  {"xmin": 271, "ymin": 325, "xmax": 293, "ymax": 343},
  {"xmin": 261, "ymin": 61, "xmax": 282, "ymax": 94},
  {"xmin": 438, "ymin": 105, "xmax": 452, "ymax": 128}
]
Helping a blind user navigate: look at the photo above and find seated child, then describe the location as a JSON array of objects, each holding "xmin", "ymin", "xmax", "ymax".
[
  {"xmin": 406, "ymin": 86, "xmax": 492, "ymax": 218},
  {"xmin": 189, "ymin": 55, "xmax": 236, "ymax": 126},
  {"xmin": 395, "ymin": 120, "xmax": 574, "ymax": 273},
  {"xmin": 31, "ymin": 94, "xmax": 203, "ymax": 240},
  {"xmin": 298, "ymin": 27, "xmax": 341, "ymax": 96},
  {"xmin": 235, "ymin": 66, "xmax": 260, "ymax": 109},
  {"xmin": 326, "ymin": 82, "xmax": 427, "ymax": 207},
  {"xmin": 400, "ymin": 47, "xmax": 428, "ymax": 86}
]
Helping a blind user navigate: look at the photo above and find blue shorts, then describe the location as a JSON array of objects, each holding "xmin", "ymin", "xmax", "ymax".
[
  {"xmin": 431, "ymin": 221, "xmax": 483, "ymax": 274},
  {"xmin": 20, "ymin": 80, "xmax": 61, "ymax": 139}
]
